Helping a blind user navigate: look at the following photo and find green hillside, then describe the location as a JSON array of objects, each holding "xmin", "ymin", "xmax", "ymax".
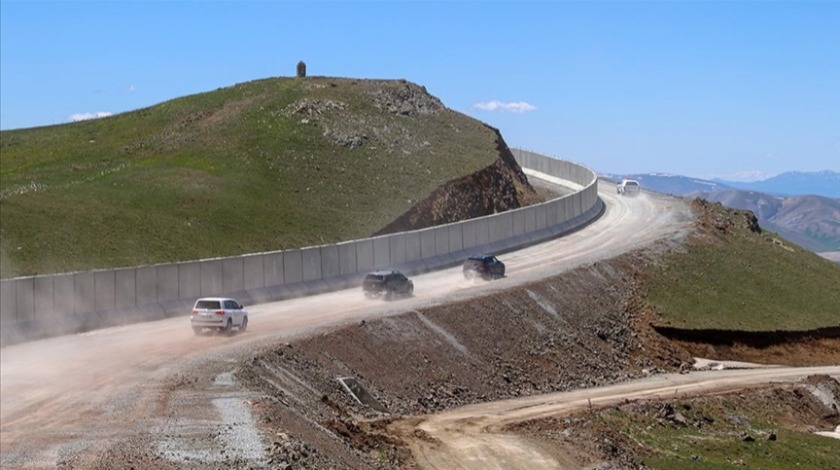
[
  {"xmin": 644, "ymin": 200, "xmax": 840, "ymax": 331},
  {"xmin": 0, "ymin": 77, "xmax": 502, "ymax": 278}
]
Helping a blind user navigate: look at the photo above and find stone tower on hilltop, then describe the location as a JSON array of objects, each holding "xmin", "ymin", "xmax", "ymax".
[{"xmin": 296, "ymin": 61, "xmax": 306, "ymax": 78}]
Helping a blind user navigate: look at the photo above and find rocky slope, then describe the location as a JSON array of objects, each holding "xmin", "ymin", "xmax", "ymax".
[
  {"xmin": 234, "ymin": 249, "xmax": 689, "ymax": 469},
  {"xmin": 375, "ymin": 134, "xmax": 538, "ymax": 234}
]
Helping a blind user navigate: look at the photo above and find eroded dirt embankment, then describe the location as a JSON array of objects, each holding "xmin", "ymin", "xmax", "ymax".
[
  {"xmin": 232, "ymin": 238, "xmax": 840, "ymax": 469},
  {"xmin": 653, "ymin": 326, "xmax": 840, "ymax": 366},
  {"xmin": 374, "ymin": 132, "xmax": 538, "ymax": 235},
  {"xmin": 234, "ymin": 250, "xmax": 697, "ymax": 468}
]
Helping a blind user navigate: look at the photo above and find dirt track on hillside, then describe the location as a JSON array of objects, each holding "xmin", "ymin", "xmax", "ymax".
[
  {"xmin": 1, "ymin": 180, "xmax": 696, "ymax": 469},
  {"xmin": 388, "ymin": 366, "xmax": 840, "ymax": 470}
]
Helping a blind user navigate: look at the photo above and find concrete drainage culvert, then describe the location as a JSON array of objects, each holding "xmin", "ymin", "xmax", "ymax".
[{"xmin": 336, "ymin": 377, "xmax": 389, "ymax": 413}]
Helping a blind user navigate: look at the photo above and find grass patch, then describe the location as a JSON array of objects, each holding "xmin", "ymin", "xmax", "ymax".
[
  {"xmin": 644, "ymin": 200, "xmax": 840, "ymax": 331},
  {"xmin": 0, "ymin": 76, "xmax": 501, "ymax": 277},
  {"xmin": 595, "ymin": 385, "xmax": 840, "ymax": 470}
]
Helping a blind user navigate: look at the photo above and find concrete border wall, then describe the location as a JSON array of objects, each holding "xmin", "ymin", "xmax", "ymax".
[{"xmin": 0, "ymin": 149, "xmax": 602, "ymax": 346}]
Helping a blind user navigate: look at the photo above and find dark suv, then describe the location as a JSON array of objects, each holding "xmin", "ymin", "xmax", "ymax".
[
  {"xmin": 463, "ymin": 255, "xmax": 505, "ymax": 280},
  {"xmin": 362, "ymin": 270, "xmax": 414, "ymax": 299}
]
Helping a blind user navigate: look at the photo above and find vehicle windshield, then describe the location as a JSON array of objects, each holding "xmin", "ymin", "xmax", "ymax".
[{"xmin": 195, "ymin": 300, "xmax": 221, "ymax": 309}]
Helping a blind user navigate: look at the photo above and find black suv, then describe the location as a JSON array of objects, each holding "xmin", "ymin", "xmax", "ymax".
[
  {"xmin": 362, "ymin": 270, "xmax": 414, "ymax": 299},
  {"xmin": 463, "ymin": 255, "xmax": 505, "ymax": 280}
]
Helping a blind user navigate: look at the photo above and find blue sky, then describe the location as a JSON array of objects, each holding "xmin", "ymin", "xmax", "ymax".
[{"xmin": 1, "ymin": 1, "xmax": 838, "ymax": 180}]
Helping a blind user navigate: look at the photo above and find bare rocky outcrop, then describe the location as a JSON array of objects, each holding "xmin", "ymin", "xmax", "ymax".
[
  {"xmin": 692, "ymin": 199, "xmax": 761, "ymax": 234},
  {"xmin": 375, "ymin": 132, "xmax": 539, "ymax": 234},
  {"xmin": 368, "ymin": 79, "xmax": 444, "ymax": 116}
]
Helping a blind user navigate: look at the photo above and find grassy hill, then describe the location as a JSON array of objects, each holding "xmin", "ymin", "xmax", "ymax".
[
  {"xmin": 0, "ymin": 76, "xmax": 505, "ymax": 278},
  {"xmin": 644, "ymin": 199, "xmax": 840, "ymax": 331}
]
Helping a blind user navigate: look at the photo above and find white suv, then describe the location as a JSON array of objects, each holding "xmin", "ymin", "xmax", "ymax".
[
  {"xmin": 190, "ymin": 297, "xmax": 248, "ymax": 335},
  {"xmin": 616, "ymin": 179, "xmax": 641, "ymax": 195}
]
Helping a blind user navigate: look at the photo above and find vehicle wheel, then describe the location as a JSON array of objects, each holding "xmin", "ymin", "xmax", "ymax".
[
  {"xmin": 193, "ymin": 327, "xmax": 202, "ymax": 335},
  {"xmin": 239, "ymin": 316, "xmax": 248, "ymax": 332},
  {"xmin": 222, "ymin": 318, "xmax": 232, "ymax": 335}
]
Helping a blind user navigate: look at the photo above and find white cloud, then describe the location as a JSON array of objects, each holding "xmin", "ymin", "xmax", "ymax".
[
  {"xmin": 127, "ymin": 85, "xmax": 136, "ymax": 93},
  {"xmin": 69, "ymin": 111, "xmax": 113, "ymax": 122},
  {"xmin": 472, "ymin": 100, "xmax": 537, "ymax": 113}
]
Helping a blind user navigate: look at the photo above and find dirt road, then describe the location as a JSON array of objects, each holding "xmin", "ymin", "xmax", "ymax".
[
  {"xmin": 391, "ymin": 366, "xmax": 840, "ymax": 470},
  {"xmin": 0, "ymin": 179, "xmax": 693, "ymax": 469}
]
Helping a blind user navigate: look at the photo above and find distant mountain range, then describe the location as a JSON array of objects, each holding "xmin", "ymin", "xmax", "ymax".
[
  {"xmin": 602, "ymin": 171, "xmax": 840, "ymax": 257},
  {"xmin": 604, "ymin": 170, "xmax": 839, "ymax": 199},
  {"xmin": 713, "ymin": 170, "xmax": 840, "ymax": 198}
]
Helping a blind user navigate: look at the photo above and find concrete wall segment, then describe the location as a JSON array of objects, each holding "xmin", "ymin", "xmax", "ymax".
[
  {"xmin": 433, "ymin": 226, "xmax": 449, "ymax": 257},
  {"xmin": 489, "ymin": 211, "xmax": 514, "ymax": 243},
  {"xmin": 404, "ymin": 231, "xmax": 422, "ymax": 262},
  {"xmin": 15, "ymin": 277, "xmax": 34, "ymax": 323},
  {"xmin": 320, "ymin": 244, "xmax": 340, "ymax": 280},
  {"xmin": 135, "ymin": 267, "xmax": 157, "ymax": 307},
  {"xmin": 114, "ymin": 268, "xmax": 136, "ymax": 310},
  {"xmin": 222, "ymin": 257, "xmax": 245, "ymax": 293},
  {"xmin": 53, "ymin": 274, "xmax": 75, "ymax": 315},
  {"xmin": 419, "ymin": 228, "xmax": 435, "ymax": 259},
  {"xmin": 199, "ymin": 260, "xmax": 221, "ymax": 297},
  {"xmin": 372, "ymin": 237, "xmax": 390, "ymax": 269},
  {"xmin": 0, "ymin": 148, "xmax": 599, "ymax": 345},
  {"xmin": 337, "ymin": 242, "xmax": 358, "ymax": 276},
  {"xmin": 534, "ymin": 204, "xmax": 547, "ymax": 231},
  {"xmin": 178, "ymin": 262, "xmax": 201, "ymax": 300},
  {"xmin": 473, "ymin": 217, "xmax": 490, "ymax": 247},
  {"xmin": 513, "ymin": 208, "xmax": 527, "ymax": 237},
  {"xmin": 73, "ymin": 272, "xmax": 95, "ymax": 315},
  {"xmin": 0, "ymin": 280, "xmax": 16, "ymax": 326},
  {"xmin": 283, "ymin": 250, "xmax": 303, "ymax": 284},
  {"xmin": 448, "ymin": 224, "xmax": 464, "ymax": 253},
  {"xmin": 94, "ymin": 271, "xmax": 116, "ymax": 313},
  {"xmin": 355, "ymin": 239, "xmax": 374, "ymax": 273},
  {"xmin": 461, "ymin": 219, "xmax": 477, "ymax": 251},
  {"xmin": 263, "ymin": 252, "xmax": 284, "ymax": 287},
  {"xmin": 34, "ymin": 276, "xmax": 55, "ymax": 318},
  {"xmin": 545, "ymin": 199, "xmax": 557, "ymax": 228},
  {"xmin": 243, "ymin": 254, "xmax": 265, "ymax": 290},
  {"xmin": 389, "ymin": 233, "xmax": 407, "ymax": 264},
  {"xmin": 33, "ymin": 276, "xmax": 55, "ymax": 319}
]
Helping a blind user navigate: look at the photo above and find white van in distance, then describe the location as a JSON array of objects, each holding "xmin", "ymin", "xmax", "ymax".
[{"xmin": 616, "ymin": 179, "xmax": 641, "ymax": 195}]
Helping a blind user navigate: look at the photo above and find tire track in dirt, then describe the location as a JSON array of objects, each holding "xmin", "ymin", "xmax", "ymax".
[{"xmin": 390, "ymin": 366, "xmax": 840, "ymax": 470}]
